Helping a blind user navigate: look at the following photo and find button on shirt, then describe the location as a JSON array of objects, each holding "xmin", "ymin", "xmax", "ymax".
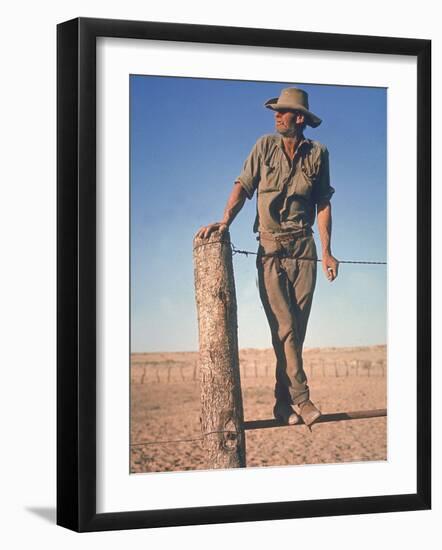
[{"xmin": 236, "ymin": 133, "xmax": 335, "ymax": 234}]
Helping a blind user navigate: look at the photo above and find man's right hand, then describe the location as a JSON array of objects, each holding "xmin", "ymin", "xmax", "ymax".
[{"xmin": 195, "ymin": 222, "xmax": 228, "ymax": 240}]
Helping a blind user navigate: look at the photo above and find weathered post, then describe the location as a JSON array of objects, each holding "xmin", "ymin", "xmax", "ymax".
[{"xmin": 193, "ymin": 230, "xmax": 246, "ymax": 469}]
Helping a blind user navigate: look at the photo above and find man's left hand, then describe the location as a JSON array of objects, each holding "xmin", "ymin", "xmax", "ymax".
[{"xmin": 322, "ymin": 253, "xmax": 339, "ymax": 282}]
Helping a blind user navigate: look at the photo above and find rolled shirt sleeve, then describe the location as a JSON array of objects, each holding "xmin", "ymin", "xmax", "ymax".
[
  {"xmin": 313, "ymin": 146, "xmax": 335, "ymax": 205},
  {"xmin": 236, "ymin": 138, "xmax": 263, "ymax": 199}
]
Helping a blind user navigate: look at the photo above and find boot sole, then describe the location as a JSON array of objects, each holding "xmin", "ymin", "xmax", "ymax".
[{"xmin": 302, "ymin": 411, "xmax": 321, "ymax": 427}]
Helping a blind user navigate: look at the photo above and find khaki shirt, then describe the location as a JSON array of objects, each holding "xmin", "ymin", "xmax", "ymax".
[{"xmin": 236, "ymin": 133, "xmax": 335, "ymax": 233}]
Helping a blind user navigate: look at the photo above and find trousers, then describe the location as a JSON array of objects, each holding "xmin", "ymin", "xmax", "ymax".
[{"xmin": 256, "ymin": 231, "xmax": 317, "ymax": 406}]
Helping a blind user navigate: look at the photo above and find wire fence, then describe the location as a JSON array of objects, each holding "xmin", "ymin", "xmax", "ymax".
[
  {"xmin": 131, "ymin": 240, "xmax": 387, "ymax": 460},
  {"xmin": 231, "ymin": 243, "xmax": 387, "ymax": 265},
  {"xmin": 194, "ymin": 238, "xmax": 387, "ymax": 265},
  {"xmin": 130, "ymin": 358, "xmax": 386, "ymax": 384},
  {"xmin": 130, "ymin": 409, "xmax": 388, "ymax": 449},
  {"xmin": 130, "ymin": 356, "xmax": 387, "ymax": 454}
]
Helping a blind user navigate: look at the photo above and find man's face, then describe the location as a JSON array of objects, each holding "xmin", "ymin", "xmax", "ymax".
[{"xmin": 274, "ymin": 109, "xmax": 304, "ymax": 137}]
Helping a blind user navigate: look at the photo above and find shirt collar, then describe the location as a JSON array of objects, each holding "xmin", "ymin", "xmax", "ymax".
[{"xmin": 276, "ymin": 134, "xmax": 311, "ymax": 154}]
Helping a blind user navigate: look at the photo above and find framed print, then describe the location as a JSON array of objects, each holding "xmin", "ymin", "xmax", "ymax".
[{"xmin": 57, "ymin": 17, "xmax": 431, "ymax": 532}]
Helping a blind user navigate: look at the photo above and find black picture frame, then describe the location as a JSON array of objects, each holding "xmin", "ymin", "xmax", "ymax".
[{"xmin": 57, "ymin": 17, "xmax": 431, "ymax": 532}]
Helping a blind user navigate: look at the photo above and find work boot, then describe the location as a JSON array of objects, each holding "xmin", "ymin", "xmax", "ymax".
[
  {"xmin": 273, "ymin": 401, "xmax": 301, "ymax": 425},
  {"xmin": 294, "ymin": 400, "xmax": 321, "ymax": 428}
]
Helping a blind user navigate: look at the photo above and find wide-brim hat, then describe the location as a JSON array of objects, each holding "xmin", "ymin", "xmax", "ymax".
[{"xmin": 264, "ymin": 87, "xmax": 322, "ymax": 128}]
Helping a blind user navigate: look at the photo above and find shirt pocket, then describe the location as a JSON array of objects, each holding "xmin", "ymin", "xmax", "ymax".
[
  {"xmin": 294, "ymin": 159, "xmax": 317, "ymax": 199},
  {"xmin": 258, "ymin": 160, "xmax": 281, "ymax": 193}
]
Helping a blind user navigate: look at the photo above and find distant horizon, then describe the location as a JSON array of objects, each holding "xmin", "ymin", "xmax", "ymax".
[{"xmin": 131, "ymin": 342, "xmax": 388, "ymax": 355}]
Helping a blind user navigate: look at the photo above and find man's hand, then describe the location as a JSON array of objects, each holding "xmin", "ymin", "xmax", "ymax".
[
  {"xmin": 322, "ymin": 252, "xmax": 339, "ymax": 282},
  {"xmin": 196, "ymin": 222, "xmax": 228, "ymax": 240}
]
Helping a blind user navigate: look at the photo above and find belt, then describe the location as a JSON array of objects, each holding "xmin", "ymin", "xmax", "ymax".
[
  {"xmin": 257, "ymin": 229, "xmax": 315, "ymax": 269},
  {"xmin": 258, "ymin": 228, "xmax": 312, "ymax": 242}
]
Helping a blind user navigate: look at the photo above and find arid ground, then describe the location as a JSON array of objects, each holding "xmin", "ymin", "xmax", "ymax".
[{"xmin": 130, "ymin": 345, "xmax": 386, "ymax": 473}]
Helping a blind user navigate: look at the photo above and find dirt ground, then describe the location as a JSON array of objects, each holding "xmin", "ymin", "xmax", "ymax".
[{"xmin": 130, "ymin": 346, "xmax": 387, "ymax": 473}]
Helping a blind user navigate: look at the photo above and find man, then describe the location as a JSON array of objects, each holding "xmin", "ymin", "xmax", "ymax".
[{"xmin": 196, "ymin": 87, "xmax": 339, "ymax": 428}]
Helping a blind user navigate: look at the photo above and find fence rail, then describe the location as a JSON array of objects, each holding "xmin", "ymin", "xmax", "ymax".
[{"xmin": 131, "ymin": 358, "xmax": 386, "ymax": 384}]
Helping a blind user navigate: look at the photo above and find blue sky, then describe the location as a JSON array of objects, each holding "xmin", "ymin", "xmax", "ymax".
[{"xmin": 130, "ymin": 76, "xmax": 387, "ymax": 352}]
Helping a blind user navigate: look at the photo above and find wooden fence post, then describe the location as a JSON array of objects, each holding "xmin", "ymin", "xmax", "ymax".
[{"xmin": 193, "ymin": 230, "xmax": 246, "ymax": 469}]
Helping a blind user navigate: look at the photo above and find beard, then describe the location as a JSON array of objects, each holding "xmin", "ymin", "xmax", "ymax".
[
  {"xmin": 277, "ymin": 126, "xmax": 297, "ymax": 137},
  {"xmin": 276, "ymin": 122, "xmax": 302, "ymax": 138}
]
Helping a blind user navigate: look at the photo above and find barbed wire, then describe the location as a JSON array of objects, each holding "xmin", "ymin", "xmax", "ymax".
[
  {"xmin": 131, "ymin": 406, "xmax": 388, "ymax": 448},
  {"xmin": 131, "ymin": 429, "xmax": 238, "ymax": 448},
  {"xmin": 231, "ymin": 244, "xmax": 387, "ymax": 264},
  {"xmin": 192, "ymin": 239, "xmax": 386, "ymax": 265}
]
